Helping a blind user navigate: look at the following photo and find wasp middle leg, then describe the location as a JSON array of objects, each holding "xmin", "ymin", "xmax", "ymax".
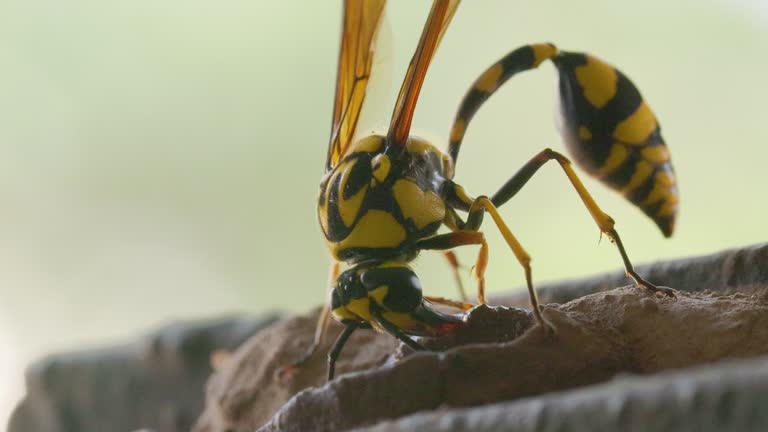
[{"xmin": 416, "ymin": 230, "xmax": 489, "ymax": 305}]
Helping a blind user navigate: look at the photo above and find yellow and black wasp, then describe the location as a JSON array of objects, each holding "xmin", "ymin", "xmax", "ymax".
[{"xmin": 281, "ymin": 0, "xmax": 678, "ymax": 381}]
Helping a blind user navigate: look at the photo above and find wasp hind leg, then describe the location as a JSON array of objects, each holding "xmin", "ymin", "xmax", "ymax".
[
  {"xmin": 440, "ymin": 194, "xmax": 554, "ymax": 333},
  {"xmin": 490, "ymin": 148, "xmax": 675, "ymax": 298}
]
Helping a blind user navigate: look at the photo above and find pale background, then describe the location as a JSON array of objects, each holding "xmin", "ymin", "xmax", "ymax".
[{"xmin": 1, "ymin": 0, "xmax": 767, "ymax": 424}]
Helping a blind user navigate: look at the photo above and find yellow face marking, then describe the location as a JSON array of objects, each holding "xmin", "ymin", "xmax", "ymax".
[
  {"xmin": 597, "ymin": 143, "xmax": 628, "ymax": 177},
  {"xmin": 613, "ymin": 101, "xmax": 658, "ymax": 145},
  {"xmin": 474, "ymin": 63, "xmax": 504, "ymax": 93},
  {"xmin": 371, "ymin": 154, "xmax": 391, "ymax": 184},
  {"xmin": 337, "ymin": 158, "xmax": 369, "ymax": 227},
  {"xmin": 578, "ymin": 126, "xmax": 592, "ymax": 140},
  {"xmin": 335, "ymin": 210, "xmax": 406, "ymax": 254},
  {"xmin": 393, "ymin": 179, "xmax": 446, "ymax": 230},
  {"xmin": 575, "ymin": 55, "xmax": 618, "ymax": 109},
  {"xmin": 351, "ymin": 135, "xmax": 385, "ymax": 153},
  {"xmin": 450, "ymin": 118, "xmax": 466, "ymax": 143},
  {"xmin": 531, "ymin": 43, "xmax": 559, "ymax": 67},
  {"xmin": 621, "ymin": 160, "xmax": 653, "ymax": 194},
  {"xmin": 641, "ymin": 146, "xmax": 670, "ymax": 164}
]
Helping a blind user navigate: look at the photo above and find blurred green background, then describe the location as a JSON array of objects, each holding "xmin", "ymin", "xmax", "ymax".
[{"xmin": 1, "ymin": 0, "xmax": 767, "ymax": 423}]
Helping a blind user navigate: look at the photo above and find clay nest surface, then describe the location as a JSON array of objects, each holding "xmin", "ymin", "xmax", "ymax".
[{"xmin": 193, "ymin": 243, "xmax": 768, "ymax": 432}]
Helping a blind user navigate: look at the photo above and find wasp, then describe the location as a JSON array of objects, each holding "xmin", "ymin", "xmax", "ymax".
[{"xmin": 280, "ymin": 0, "xmax": 678, "ymax": 381}]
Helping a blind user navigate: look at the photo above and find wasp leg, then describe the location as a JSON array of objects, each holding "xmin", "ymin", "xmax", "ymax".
[
  {"xmin": 417, "ymin": 231, "xmax": 488, "ymax": 305},
  {"xmin": 327, "ymin": 321, "xmax": 360, "ymax": 381},
  {"xmin": 469, "ymin": 196, "xmax": 554, "ymax": 333},
  {"xmin": 423, "ymin": 295, "xmax": 474, "ymax": 311},
  {"xmin": 370, "ymin": 303, "xmax": 426, "ymax": 352},
  {"xmin": 491, "ymin": 148, "xmax": 674, "ymax": 297},
  {"xmin": 441, "ymin": 250, "xmax": 468, "ymax": 302},
  {"xmin": 277, "ymin": 261, "xmax": 341, "ymax": 380}
]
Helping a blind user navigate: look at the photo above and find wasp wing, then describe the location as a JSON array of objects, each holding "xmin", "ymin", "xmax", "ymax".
[
  {"xmin": 386, "ymin": 0, "xmax": 460, "ymax": 147},
  {"xmin": 325, "ymin": 0, "xmax": 387, "ymax": 171}
]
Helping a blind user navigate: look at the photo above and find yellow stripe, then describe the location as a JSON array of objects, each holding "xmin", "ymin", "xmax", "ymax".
[
  {"xmin": 346, "ymin": 297, "xmax": 372, "ymax": 321},
  {"xmin": 382, "ymin": 311, "xmax": 419, "ymax": 331},
  {"xmin": 393, "ymin": 179, "xmax": 445, "ymax": 230},
  {"xmin": 474, "ymin": 63, "xmax": 503, "ymax": 93},
  {"xmin": 336, "ymin": 210, "xmax": 406, "ymax": 251},
  {"xmin": 655, "ymin": 170, "xmax": 676, "ymax": 187},
  {"xmin": 371, "ymin": 154, "xmax": 391, "ymax": 183},
  {"xmin": 597, "ymin": 144, "xmax": 628, "ymax": 177},
  {"xmin": 450, "ymin": 118, "xmax": 466, "ymax": 143},
  {"xmin": 575, "ymin": 55, "xmax": 618, "ymax": 109},
  {"xmin": 613, "ymin": 101, "xmax": 658, "ymax": 145},
  {"xmin": 656, "ymin": 195, "xmax": 679, "ymax": 218},
  {"xmin": 337, "ymin": 158, "xmax": 369, "ymax": 227},
  {"xmin": 641, "ymin": 171, "xmax": 677, "ymax": 207},
  {"xmin": 332, "ymin": 306, "xmax": 357, "ymax": 321},
  {"xmin": 369, "ymin": 286, "xmax": 388, "ymax": 304},
  {"xmin": 641, "ymin": 146, "xmax": 670, "ymax": 164},
  {"xmin": 640, "ymin": 183, "xmax": 667, "ymax": 207},
  {"xmin": 351, "ymin": 135, "xmax": 384, "ymax": 153},
  {"xmin": 621, "ymin": 161, "xmax": 653, "ymax": 194},
  {"xmin": 531, "ymin": 43, "xmax": 559, "ymax": 67},
  {"xmin": 452, "ymin": 184, "xmax": 473, "ymax": 206}
]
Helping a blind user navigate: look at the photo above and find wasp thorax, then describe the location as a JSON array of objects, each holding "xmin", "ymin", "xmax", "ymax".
[{"xmin": 318, "ymin": 133, "xmax": 451, "ymax": 263}]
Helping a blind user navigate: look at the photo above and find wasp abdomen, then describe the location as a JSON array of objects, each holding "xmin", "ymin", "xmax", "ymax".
[{"xmin": 553, "ymin": 52, "xmax": 678, "ymax": 237}]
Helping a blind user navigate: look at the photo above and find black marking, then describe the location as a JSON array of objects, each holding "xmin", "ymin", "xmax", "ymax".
[
  {"xmin": 342, "ymin": 153, "xmax": 372, "ymax": 199},
  {"xmin": 360, "ymin": 265, "xmax": 423, "ymax": 313},
  {"xmin": 449, "ymin": 45, "xmax": 546, "ymax": 164}
]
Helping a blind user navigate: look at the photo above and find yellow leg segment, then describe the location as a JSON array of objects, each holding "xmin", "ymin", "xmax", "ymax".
[
  {"xmin": 416, "ymin": 230, "xmax": 489, "ymax": 305},
  {"xmin": 543, "ymin": 150, "xmax": 675, "ymax": 297},
  {"xmin": 471, "ymin": 196, "xmax": 554, "ymax": 332}
]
